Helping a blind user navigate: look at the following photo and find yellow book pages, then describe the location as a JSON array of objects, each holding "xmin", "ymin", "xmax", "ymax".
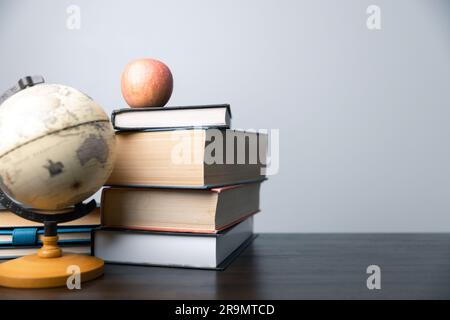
[
  {"xmin": 0, "ymin": 207, "xmax": 100, "ymax": 228},
  {"xmin": 106, "ymin": 129, "xmax": 267, "ymax": 188}
]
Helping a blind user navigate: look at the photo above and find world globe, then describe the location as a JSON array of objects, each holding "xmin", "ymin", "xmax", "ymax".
[{"xmin": 0, "ymin": 82, "xmax": 116, "ymax": 211}]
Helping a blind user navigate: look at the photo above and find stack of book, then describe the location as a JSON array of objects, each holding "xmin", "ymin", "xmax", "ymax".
[
  {"xmin": 93, "ymin": 104, "xmax": 268, "ymax": 269},
  {"xmin": 0, "ymin": 204, "xmax": 99, "ymax": 259}
]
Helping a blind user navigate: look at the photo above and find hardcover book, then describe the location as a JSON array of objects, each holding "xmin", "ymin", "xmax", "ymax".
[
  {"xmin": 106, "ymin": 129, "xmax": 268, "ymax": 188},
  {"xmin": 0, "ymin": 227, "xmax": 92, "ymax": 246},
  {"xmin": 112, "ymin": 104, "xmax": 231, "ymax": 131},
  {"xmin": 0, "ymin": 244, "xmax": 90, "ymax": 260},
  {"xmin": 93, "ymin": 216, "xmax": 254, "ymax": 269},
  {"xmin": 0, "ymin": 206, "xmax": 101, "ymax": 228},
  {"xmin": 101, "ymin": 183, "xmax": 261, "ymax": 233}
]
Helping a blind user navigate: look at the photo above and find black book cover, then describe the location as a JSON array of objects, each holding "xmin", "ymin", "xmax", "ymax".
[{"xmin": 111, "ymin": 104, "xmax": 231, "ymax": 131}]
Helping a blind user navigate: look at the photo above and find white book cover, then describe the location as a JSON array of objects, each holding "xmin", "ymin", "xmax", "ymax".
[{"xmin": 93, "ymin": 217, "xmax": 254, "ymax": 269}]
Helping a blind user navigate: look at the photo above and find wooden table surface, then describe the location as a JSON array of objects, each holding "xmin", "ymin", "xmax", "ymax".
[{"xmin": 2, "ymin": 233, "xmax": 450, "ymax": 299}]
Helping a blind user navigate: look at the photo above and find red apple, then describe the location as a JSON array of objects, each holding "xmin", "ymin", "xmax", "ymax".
[{"xmin": 121, "ymin": 58, "xmax": 173, "ymax": 108}]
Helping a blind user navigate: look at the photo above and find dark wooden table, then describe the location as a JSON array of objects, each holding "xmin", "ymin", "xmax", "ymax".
[{"xmin": 2, "ymin": 234, "xmax": 450, "ymax": 299}]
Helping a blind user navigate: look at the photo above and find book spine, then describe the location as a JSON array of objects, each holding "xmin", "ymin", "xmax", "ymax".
[
  {"xmin": 111, "ymin": 109, "xmax": 117, "ymax": 128},
  {"xmin": 12, "ymin": 228, "xmax": 38, "ymax": 246},
  {"xmin": 6, "ymin": 228, "xmax": 93, "ymax": 246}
]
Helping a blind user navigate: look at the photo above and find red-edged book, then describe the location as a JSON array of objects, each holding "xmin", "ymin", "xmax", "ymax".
[{"xmin": 100, "ymin": 182, "xmax": 261, "ymax": 234}]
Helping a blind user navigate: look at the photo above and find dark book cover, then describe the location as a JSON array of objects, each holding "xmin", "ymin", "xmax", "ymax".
[
  {"xmin": 105, "ymin": 177, "xmax": 267, "ymax": 189},
  {"xmin": 111, "ymin": 104, "xmax": 231, "ymax": 131}
]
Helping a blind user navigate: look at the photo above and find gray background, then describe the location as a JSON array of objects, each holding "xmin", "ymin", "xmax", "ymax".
[{"xmin": 1, "ymin": 0, "xmax": 449, "ymax": 232}]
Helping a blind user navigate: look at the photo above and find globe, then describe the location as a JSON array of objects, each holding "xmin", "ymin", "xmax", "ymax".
[{"xmin": 0, "ymin": 83, "xmax": 116, "ymax": 211}]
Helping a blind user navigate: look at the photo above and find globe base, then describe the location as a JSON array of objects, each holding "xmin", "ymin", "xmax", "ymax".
[{"xmin": 0, "ymin": 252, "xmax": 104, "ymax": 289}]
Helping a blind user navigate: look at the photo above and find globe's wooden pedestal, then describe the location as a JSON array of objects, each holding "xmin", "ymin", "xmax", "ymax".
[{"xmin": 0, "ymin": 236, "xmax": 104, "ymax": 289}]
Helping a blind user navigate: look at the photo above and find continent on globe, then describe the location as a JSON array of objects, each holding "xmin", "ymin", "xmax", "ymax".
[
  {"xmin": 76, "ymin": 134, "xmax": 109, "ymax": 166},
  {"xmin": 43, "ymin": 160, "xmax": 64, "ymax": 177}
]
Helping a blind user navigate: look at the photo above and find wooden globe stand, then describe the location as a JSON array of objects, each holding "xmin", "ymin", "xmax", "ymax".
[
  {"xmin": 0, "ymin": 76, "xmax": 104, "ymax": 288},
  {"xmin": 0, "ymin": 221, "xmax": 104, "ymax": 289},
  {"xmin": 0, "ymin": 196, "xmax": 104, "ymax": 289}
]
